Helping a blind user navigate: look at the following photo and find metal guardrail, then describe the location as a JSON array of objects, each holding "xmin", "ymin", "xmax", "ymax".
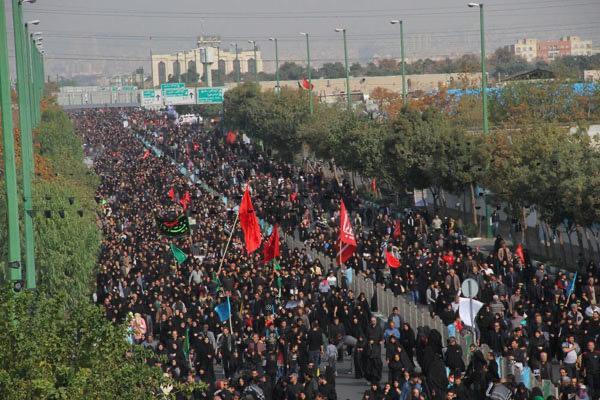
[{"xmin": 282, "ymin": 230, "xmax": 558, "ymax": 398}]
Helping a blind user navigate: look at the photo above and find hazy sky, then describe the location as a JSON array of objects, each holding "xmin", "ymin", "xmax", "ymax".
[{"xmin": 6, "ymin": 0, "xmax": 600, "ymax": 76}]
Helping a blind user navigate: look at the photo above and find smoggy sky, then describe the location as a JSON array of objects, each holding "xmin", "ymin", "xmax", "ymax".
[{"xmin": 6, "ymin": 0, "xmax": 600, "ymax": 76}]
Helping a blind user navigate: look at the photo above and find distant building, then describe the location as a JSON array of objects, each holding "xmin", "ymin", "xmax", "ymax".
[
  {"xmin": 151, "ymin": 36, "xmax": 263, "ymax": 87},
  {"xmin": 584, "ymin": 70, "xmax": 600, "ymax": 82},
  {"xmin": 509, "ymin": 38, "xmax": 538, "ymax": 62},
  {"xmin": 508, "ymin": 36, "xmax": 593, "ymax": 62}
]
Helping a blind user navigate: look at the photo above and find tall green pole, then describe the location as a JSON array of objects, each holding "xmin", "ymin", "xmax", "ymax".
[
  {"xmin": 25, "ymin": 31, "xmax": 36, "ymax": 127},
  {"xmin": 470, "ymin": 2, "xmax": 491, "ymax": 237},
  {"xmin": 234, "ymin": 44, "xmax": 240, "ymax": 84},
  {"xmin": 249, "ymin": 41, "xmax": 258, "ymax": 84},
  {"xmin": 302, "ymin": 33, "xmax": 313, "ymax": 114},
  {"xmin": 13, "ymin": 1, "xmax": 36, "ymax": 289},
  {"xmin": 478, "ymin": 4, "xmax": 489, "ymax": 135},
  {"xmin": 391, "ymin": 20, "xmax": 407, "ymax": 105},
  {"xmin": 0, "ymin": 0, "xmax": 22, "ymax": 282},
  {"xmin": 337, "ymin": 28, "xmax": 351, "ymax": 111},
  {"xmin": 217, "ymin": 46, "xmax": 221, "ymax": 85},
  {"xmin": 272, "ymin": 38, "xmax": 280, "ymax": 94},
  {"xmin": 400, "ymin": 21, "xmax": 407, "ymax": 106}
]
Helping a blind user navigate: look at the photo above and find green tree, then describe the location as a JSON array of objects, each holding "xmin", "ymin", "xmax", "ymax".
[
  {"xmin": 318, "ymin": 62, "xmax": 346, "ymax": 79},
  {"xmin": 278, "ymin": 62, "xmax": 305, "ymax": 81}
]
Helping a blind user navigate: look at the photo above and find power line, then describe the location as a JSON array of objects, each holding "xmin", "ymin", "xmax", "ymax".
[{"xmin": 29, "ymin": 2, "xmax": 600, "ymax": 20}]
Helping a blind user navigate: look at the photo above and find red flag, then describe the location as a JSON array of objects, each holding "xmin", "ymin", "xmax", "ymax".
[
  {"xmin": 167, "ymin": 188, "xmax": 176, "ymax": 201},
  {"xmin": 337, "ymin": 200, "xmax": 357, "ymax": 264},
  {"xmin": 290, "ymin": 192, "xmax": 298, "ymax": 202},
  {"xmin": 193, "ymin": 143, "xmax": 200, "ymax": 151},
  {"xmin": 393, "ymin": 219, "xmax": 402, "ymax": 239},
  {"xmin": 385, "ymin": 250, "xmax": 401, "ymax": 269},
  {"xmin": 226, "ymin": 130, "xmax": 237, "ymax": 144},
  {"xmin": 238, "ymin": 186, "xmax": 262, "ymax": 254},
  {"xmin": 515, "ymin": 244, "xmax": 525, "ymax": 264},
  {"xmin": 298, "ymin": 78, "xmax": 314, "ymax": 90},
  {"xmin": 370, "ymin": 178, "xmax": 377, "ymax": 193},
  {"xmin": 263, "ymin": 224, "xmax": 280, "ymax": 264},
  {"xmin": 141, "ymin": 149, "xmax": 151, "ymax": 160},
  {"xmin": 179, "ymin": 191, "xmax": 191, "ymax": 211}
]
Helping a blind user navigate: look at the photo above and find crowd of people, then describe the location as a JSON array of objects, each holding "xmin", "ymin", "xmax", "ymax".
[{"xmin": 74, "ymin": 107, "xmax": 600, "ymax": 400}]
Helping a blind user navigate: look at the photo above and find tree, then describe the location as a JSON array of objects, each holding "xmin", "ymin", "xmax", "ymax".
[
  {"xmin": 369, "ymin": 87, "xmax": 403, "ymax": 119},
  {"xmin": 318, "ymin": 62, "xmax": 346, "ymax": 79},
  {"xmin": 278, "ymin": 62, "xmax": 305, "ymax": 81},
  {"xmin": 488, "ymin": 47, "xmax": 530, "ymax": 77},
  {"xmin": 0, "ymin": 287, "xmax": 195, "ymax": 399}
]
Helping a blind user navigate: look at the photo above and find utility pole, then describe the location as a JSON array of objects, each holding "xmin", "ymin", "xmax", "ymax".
[
  {"xmin": 335, "ymin": 28, "xmax": 351, "ymax": 111},
  {"xmin": 0, "ymin": 0, "xmax": 23, "ymax": 283},
  {"xmin": 13, "ymin": 2, "xmax": 37, "ymax": 289}
]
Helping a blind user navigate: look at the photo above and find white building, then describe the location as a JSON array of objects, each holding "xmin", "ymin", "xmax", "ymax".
[
  {"xmin": 564, "ymin": 36, "xmax": 593, "ymax": 56},
  {"xmin": 151, "ymin": 39, "xmax": 263, "ymax": 88}
]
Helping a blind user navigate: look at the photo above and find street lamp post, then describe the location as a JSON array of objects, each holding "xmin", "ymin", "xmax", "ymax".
[
  {"xmin": 469, "ymin": 2, "xmax": 491, "ymax": 237},
  {"xmin": 300, "ymin": 32, "xmax": 313, "ymax": 114},
  {"xmin": 230, "ymin": 43, "xmax": 240, "ymax": 84},
  {"xmin": 248, "ymin": 40, "xmax": 258, "ymax": 84},
  {"xmin": 390, "ymin": 20, "xmax": 407, "ymax": 105},
  {"xmin": 335, "ymin": 28, "xmax": 351, "ymax": 111},
  {"xmin": 14, "ymin": 3, "xmax": 38, "ymax": 289},
  {"xmin": 269, "ymin": 37, "xmax": 280, "ymax": 95},
  {"xmin": 468, "ymin": 2, "xmax": 489, "ymax": 134},
  {"xmin": 0, "ymin": 0, "xmax": 22, "ymax": 282}
]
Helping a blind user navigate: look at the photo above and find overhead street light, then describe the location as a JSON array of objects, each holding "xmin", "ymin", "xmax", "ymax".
[
  {"xmin": 25, "ymin": 19, "xmax": 39, "ymax": 26},
  {"xmin": 468, "ymin": 2, "xmax": 481, "ymax": 7}
]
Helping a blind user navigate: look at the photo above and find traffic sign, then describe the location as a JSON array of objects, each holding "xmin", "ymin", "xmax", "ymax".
[
  {"xmin": 461, "ymin": 278, "xmax": 479, "ymax": 298},
  {"xmin": 164, "ymin": 88, "xmax": 195, "ymax": 105},
  {"xmin": 161, "ymin": 82, "xmax": 185, "ymax": 92},
  {"xmin": 141, "ymin": 89, "xmax": 162, "ymax": 107},
  {"xmin": 197, "ymin": 87, "xmax": 225, "ymax": 104}
]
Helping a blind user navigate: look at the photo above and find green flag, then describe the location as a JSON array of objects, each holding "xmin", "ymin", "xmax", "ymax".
[
  {"xmin": 183, "ymin": 327, "xmax": 190, "ymax": 359},
  {"xmin": 170, "ymin": 244, "xmax": 187, "ymax": 264},
  {"xmin": 273, "ymin": 261, "xmax": 281, "ymax": 271},
  {"xmin": 212, "ymin": 272, "xmax": 222, "ymax": 293}
]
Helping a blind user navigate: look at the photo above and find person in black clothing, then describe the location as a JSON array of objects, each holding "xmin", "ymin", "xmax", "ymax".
[{"xmin": 444, "ymin": 337, "xmax": 465, "ymax": 374}]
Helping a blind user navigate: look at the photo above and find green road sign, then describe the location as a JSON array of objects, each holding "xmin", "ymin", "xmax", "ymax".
[
  {"xmin": 163, "ymin": 88, "xmax": 189, "ymax": 97},
  {"xmin": 197, "ymin": 87, "xmax": 225, "ymax": 104},
  {"xmin": 161, "ymin": 82, "xmax": 185, "ymax": 92},
  {"xmin": 143, "ymin": 89, "xmax": 156, "ymax": 98}
]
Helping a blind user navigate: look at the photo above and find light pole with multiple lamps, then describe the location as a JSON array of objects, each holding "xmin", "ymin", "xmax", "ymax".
[
  {"xmin": 390, "ymin": 19, "xmax": 407, "ymax": 106},
  {"xmin": 14, "ymin": 1, "xmax": 39, "ymax": 289}
]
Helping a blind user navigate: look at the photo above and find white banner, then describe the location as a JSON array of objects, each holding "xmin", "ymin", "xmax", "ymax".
[{"xmin": 458, "ymin": 297, "xmax": 483, "ymax": 327}]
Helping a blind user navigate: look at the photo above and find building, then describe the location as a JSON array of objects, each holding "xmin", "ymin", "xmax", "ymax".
[
  {"xmin": 508, "ymin": 38, "xmax": 538, "ymax": 62},
  {"xmin": 151, "ymin": 36, "xmax": 263, "ymax": 87},
  {"xmin": 508, "ymin": 36, "xmax": 593, "ymax": 62},
  {"xmin": 537, "ymin": 39, "xmax": 571, "ymax": 61},
  {"xmin": 565, "ymin": 36, "xmax": 593, "ymax": 56},
  {"xmin": 584, "ymin": 70, "xmax": 600, "ymax": 82}
]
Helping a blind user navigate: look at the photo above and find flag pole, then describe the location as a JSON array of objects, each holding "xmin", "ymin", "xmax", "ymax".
[
  {"xmin": 227, "ymin": 294, "xmax": 234, "ymax": 336},
  {"xmin": 217, "ymin": 211, "xmax": 239, "ymax": 274}
]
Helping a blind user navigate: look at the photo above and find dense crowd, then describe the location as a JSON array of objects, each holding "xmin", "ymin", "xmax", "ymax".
[{"xmin": 74, "ymin": 108, "xmax": 600, "ymax": 400}]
